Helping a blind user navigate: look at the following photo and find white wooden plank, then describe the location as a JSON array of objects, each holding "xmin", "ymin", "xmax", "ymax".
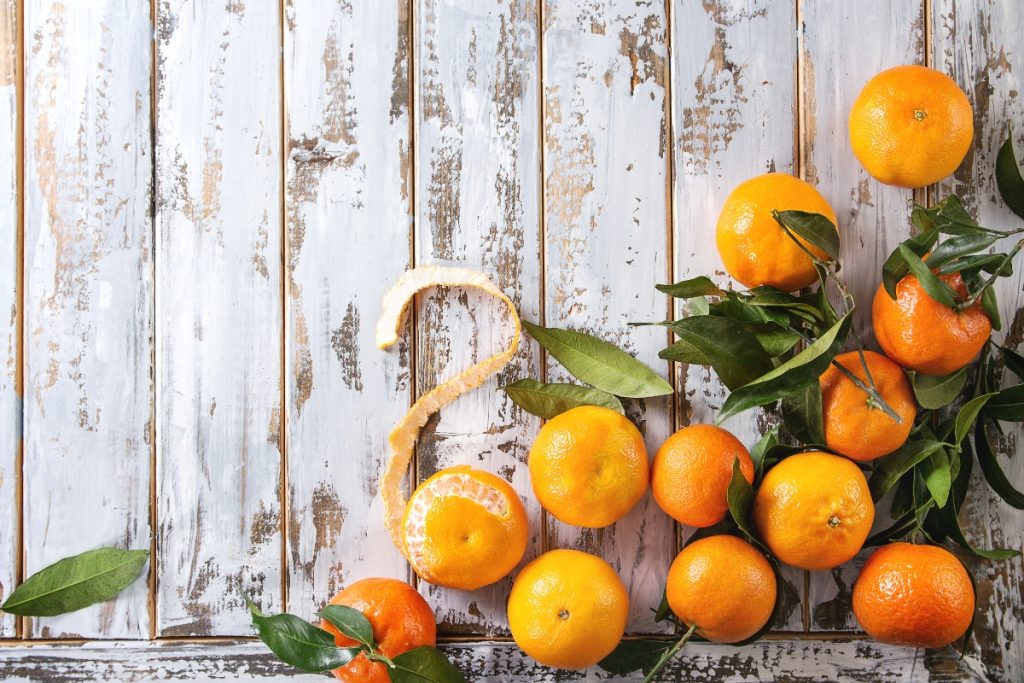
[
  {"xmin": 283, "ymin": 0, "xmax": 412, "ymax": 614},
  {"xmin": 0, "ymin": 639, "xmax": 987, "ymax": 681},
  {"xmin": 155, "ymin": 0, "xmax": 283, "ymax": 636},
  {"xmin": 0, "ymin": 0, "xmax": 17, "ymax": 639},
  {"xmin": 22, "ymin": 0, "xmax": 152, "ymax": 639},
  {"xmin": 414, "ymin": 0, "xmax": 543, "ymax": 634},
  {"xmin": 800, "ymin": 0, "xmax": 925, "ymax": 631},
  {"xmin": 543, "ymin": 0, "xmax": 674, "ymax": 635},
  {"xmin": 933, "ymin": 1, "xmax": 1024, "ymax": 679},
  {"xmin": 670, "ymin": 0, "xmax": 803, "ymax": 631}
]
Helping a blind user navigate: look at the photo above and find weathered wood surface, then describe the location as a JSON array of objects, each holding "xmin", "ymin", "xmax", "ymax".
[
  {"xmin": 22, "ymin": 0, "xmax": 152, "ymax": 639},
  {"xmin": 155, "ymin": 0, "xmax": 283, "ymax": 636},
  {"xmin": 934, "ymin": 1, "xmax": 1024, "ymax": 680},
  {"xmin": 670, "ymin": 0, "xmax": 804, "ymax": 632},
  {"xmin": 283, "ymin": 0, "xmax": 412, "ymax": 620},
  {"xmin": 0, "ymin": 0, "xmax": 17, "ymax": 640},
  {"xmin": 413, "ymin": 0, "xmax": 543, "ymax": 635},
  {"xmin": 799, "ymin": 0, "xmax": 926, "ymax": 632}
]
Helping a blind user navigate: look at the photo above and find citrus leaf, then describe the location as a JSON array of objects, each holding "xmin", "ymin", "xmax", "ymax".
[
  {"xmin": 661, "ymin": 316, "xmax": 774, "ymax": 390},
  {"xmin": 0, "ymin": 548, "xmax": 148, "ymax": 617},
  {"xmin": 985, "ymin": 384, "xmax": 1024, "ymax": 422},
  {"xmin": 869, "ymin": 440, "xmax": 945, "ymax": 501},
  {"xmin": 653, "ymin": 588, "xmax": 673, "ymax": 623},
  {"xmin": 996, "ymin": 129, "xmax": 1024, "ymax": 220},
  {"xmin": 925, "ymin": 232, "xmax": 1001, "ymax": 270},
  {"xmin": 883, "ymin": 228, "xmax": 938, "ymax": 298},
  {"xmin": 319, "ymin": 604, "xmax": 375, "ymax": 650},
  {"xmin": 656, "ymin": 276, "xmax": 725, "ymax": 299},
  {"xmin": 774, "ymin": 210, "xmax": 840, "ymax": 261},
  {"xmin": 920, "ymin": 449, "xmax": 952, "ymax": 509},
  {"xmin": 598, "ymin": 639, "xmax": 675, "ymax": 676},
  {"xmin": 898, "ymin": 244, "xmax": 958, "ymax": 307},
  {"xmin": 981, "ymin": 285, "xmax": 1002, "ymax": 331},
  {"xmin": 746, "ymin": 292, "xmax": 824, "ymax": 323},
  {"xmin": 522, "ymin": 321, "xmax": 672, "ymax": 399},
  {"xmin": 749, "ymin": 324, "xmax": 801, "ymax": 358},
  {"xmin": 975, "ymin": 419, "xmax": 1024, "ymax": 509},
  {"xmin": 931, "ymin": 195, "xmax": 986, "ymax": 234},
  {"xmin": 717, "ymin": 314, "xmax": 851, "ymax": 424},
  {"xmin": 727, "ymin": 459, "xmax": 765, "ymax": 552},
  {"xmin": 388, "ymin": 646, "xmax": 467, "ymax": 683},
  {"xmin": 955, "ymin": 392, "xmax": 996, "ymax": 444},
  {"xmin": 247, "ymin": 598, "xmax": 362, "ymax": 673},
  {"xmin": 1002, "ymin": 347, "xmax": 1024, "ymax": 380},
  {"xmin": 502, "ymin": 379, "xmax": 623, "ymax": 418},
  {"xmin": 780, "ymin": 381, "xmax": 825, "ymax": 445},
  {"xmin": 865, "ymin": 506, "xmax": 930, "ymax": 547},
  {"xmin": 937, "ymin": 252, "xmax": 1013, "ymax": 277},
  {"xmin": 749, "ymin": 428, "xmax": 779, "ymax": 480},
  {"xmin": 912, "ymin": 368, "xmax": 968, "ymax": 410}
]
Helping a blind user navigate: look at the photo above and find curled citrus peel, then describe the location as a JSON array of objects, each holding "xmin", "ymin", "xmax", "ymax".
[{"xmin": 376, "ymin": 265, "xmax": 521, "ymax": 553}]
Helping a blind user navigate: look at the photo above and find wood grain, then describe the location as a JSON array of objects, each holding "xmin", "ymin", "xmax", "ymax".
[
  {"xmin": 0, "ymin": 0, "xmax": 17, "ymax": 639},
  {"xmin": 933, "ymin": 1, "xmax": 1024, "ymax": 679},
  {"xmin": 155, "ymin": 0, "xmax": 282, "ymax": 636},
  {"xmin": 414, "ymin": 0, "xmax": 543, "ymax": 635},
  {"xmin": 542, "ymin": 0, "xmax": 674, "ymax": 635},
  {"xmin": 799, "ymin": 0, "xmax": 925, "ymax": 632},
  {"xmin": 670, "ymin": 0, "xmax": 804, "ymax": 631},
  {"xmin": 22, "ymin": 0, "xmax": 152, "ymax": 639},
  {"xmin": 283, "ymin": 0, "xmax": 412, "ymax": 616}
]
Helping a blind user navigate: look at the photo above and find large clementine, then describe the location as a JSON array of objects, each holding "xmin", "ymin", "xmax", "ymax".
[
  {"xmin": 820, "ymin": 350, "xmax": 916, "ymax": 462},
  {"xmin": 853, "ymin": 542, "xmax": 974, "ymax": 648},
  {"xmin": 872, "ymin": 272, "xmax": 990, "ymax": 376},
  {"xmin": 849, "ymin": 65, "xmax": 973, "ymax": 188},
  {"xmin": 528, "ymin": 406, "xmax": 648, "ymax": 528},
  {"xmin": 322, "ymin": 578, "xmax": 436, "ymax": 683},
  {"xmin": 716, "ymin": 172, "xmax": 839, "ymax": 291},
  {"xmin": 652, "ymin": 425, "xmax": 754, "ymax": 527},
  {"xmin": 752, "ymin": 451, "xmax": 874, "ymax": 571},
  {"xmin": 666, "ymin": 535, "xmax": 776, "ymax": 643}
]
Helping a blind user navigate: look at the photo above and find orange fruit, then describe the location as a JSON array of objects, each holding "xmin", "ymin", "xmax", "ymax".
[
  {"xmin": 322, "ymin": 578, "xmax": 436, "ymax": 683},
  {"xmin": 666, "ymin": 535, "xmax": 776, "ymax": 643},
  {"xmin": 715, "ymin": 172, "xmax": 839, "ymax": 291},
  {"xmin": 528, "ymin": 406, "xmax": 648, "ymax": 528},
  {"xmin": 872, "ymin": 272, "xmax": 991, "ymax": 376},
  {"xmin": 752, "ymin": 451, "xmax": 874, "ymax": 571},
  {"xmin": 849, "ymin": 65, "xmax": 973, "ymax": 188},
  {"xmin": 853, "ymin": 543, "xmax": 975, "ymax": 648},
  {"xmin": 652, "ymin": 425, "xmax": 754, "ymax": 527},
  {"xmin": 507, "ymin": 549, "xmax": 628, "ymax": 669},
  {"xmin": 820, "ymin": 350, "xmax": 916, "ymax": 462},
  {"xmin": 402, "ymin": 466, "xmax": 528, "ymax": 590}
]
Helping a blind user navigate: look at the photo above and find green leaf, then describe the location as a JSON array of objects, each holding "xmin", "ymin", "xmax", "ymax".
[
  {"xmin": 774, "ymin": 210, "xmax": 840, "ymax": 260},
  {"xmin": 985, "ymin": 384, "xmax": 1024, "ymax": 422},
  {"xmin": 502, "ymin": 379, "xmax": 623, "ymax": 418},
  {"xmin": 865, "ymin": 506, "xmax": 931, "ymax": 547},
  {"xmin": 726, "ymin": 459, "xmax": 762, "ymax": 551},
  {"xmin": 912, "ymin": 368, "xmax": 968, "ymax": 410},
  {"xmin": 749, "ymin": 428, "xmax": 779, "ymax": 480},
  {"xmin": 981, "ymin": 285, "xmax": 1002, "ymax": 331},
  {"xmin": 717, "ymin": 314, "xmax": 851, "ymax": 424},
  {"xmin": 746, "ymin": 291, "xmax": 825, "ymax": 323},
  {"xmin": 661, "ymin": 316, "xmax": 774, "ymax": 391},
  {"xmin": 931, "ymin": 195, "xmax": 986, "ymax": 234},
  {"xmin": 996, "ymin": 129, "xmax": 1024, "ymax": 220},
  {"xmin": 0, "ymin": 548, "xmax": 148, "ymax": 617},
  {"xmin": 247, "ymin": 598, "xmax": 362, "ymax": 673},
  {"xmin": 388, "ymin": 646, "xmax": 467, "ymax": 683},
  {"xmin": 937, "ymin": 252, "xmax": 1014, "ymax": 277},
  {"xmin": 898, "ymin": 244, "xmax": 958, "ymax": 307},
  {"xmin": 870, "ymin": 440, "xmax": 945, "ymax": 501},
  {"xmin": 522, "ymin": 321, "xmax": 673, "ymax": 399},
  {"xmin": 920, "ymin": 449, "xmax": 952, "ymax": 509},
  {"xmin": 749, "ymin": 324, "xmax": 802, "ymax": 357},
  {"xmin": 925, "ymin": 232, "xmax": 1001, "ymax": 270},
  {"xmin": 598, "ymin": 639, "xmax": 675, "ymax": 676},
  {"xmin": 656, "ymin": 276, "xmax": 725, "ymax": 299},
  {"xmin": 780, "ymin": 381, "xmax": 825, "ymax": 445},
  {"xmin": 319, "ymin": 604, "xmax": 375, "ymax": 650},
  {"xmin": 975, "ymin": 419, "xmax": 1024, "ymax": 509},
  {"xmin": 955, "ymin": 392, "xmax": 996, "ymax": 444},
  {"xmin": 883, "ymin": 228, "xmax": 938, "ymax": 298},
  {"xmin": 1001, "ymin": 347, "xmax": 1024, "ymax": 380},
  {"xmin": 653, "ymin": 589, "xmax": 673, "ymax": 623}
]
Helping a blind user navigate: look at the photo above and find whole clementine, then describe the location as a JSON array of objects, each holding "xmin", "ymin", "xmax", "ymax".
[
  {"xmin": 872, "ymin": 272, "xmax": 990, "ymax": 376},
  {"xmin": 853, "ymin": 542, "xmax": 974, "ymax": 648},
  {"xmin": 716, "ymin": 172, "xmax": 839, "ymax": 291},
  {"xmin": 528, "ymin": 406, "xmax": 649, "ymax": 528},
  {"xmin": 820, "ymin": 350, "xmax": 916, "ymax": 462},
  {"xmin": 666, "ymin": 535, "xmax": 777, "ymax": 643},
  {"xmin": 322, "ymin": 578, "xmax": 436, "ymax": 683},
  {"xmin": 752, "ymin": 451, "xmax": 874, "ymax": 571},
  {"xmin": 849, "ymin": 65, "xmax": 973, "ymax": 188},
  {"xmin": 652, "ymin": 425, "xmax": 754, "ymax": 528}
]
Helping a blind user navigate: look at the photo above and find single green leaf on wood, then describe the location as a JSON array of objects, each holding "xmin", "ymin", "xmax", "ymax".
[
  {"xmin": 660, "ymin": 316, "xmax": 774, "ymax": 391},
  {"xmin": 774, "ymin": 210, "xmax": 840, "ymax": 261},
  {"xmin": 985, "ymin": 384, "xmax": 1024, "ymax": 422},
  {"xmin": 0, "ymin": 548, "xmax": 149, "ymax": 617},
  {"xmin": 898, "ymin": 244, "xmax": 958, "ymax": 307},
  {"xmin": 522, "ymin": 320, "xmax": 673, "ymax": 399},
  {"xmin": 975, "ymin": 419, "xmax": 1024, "ymax": 509},
  {"xmin": 319, "ymin": 604, "xmax": 376, "ymax": 650},
  {"xmin": 883, "ymin": 228, "xmax": 939, "ymax": 298},
  {"xmin": 502, "ymin": 379, "xmax": 623, "ymax": 418},
  {"xmin": 247, "ymin": 598, "xmax": 362, "ymax": 673},
  {"xmin": 598, "ymin": 639, "xmax": 675, "ymax": 676},
  {"xmin": 780, "ymin": 381, "xmax": 826, "ymax": 445},
  {"xmin": 869, "ymin": 440, "xmax": 946, "ymax": 501},
  {"xmin": 919, "ymin": 448, "xmax": 952, "ymax": 509},
  {"xmin": 912, "ymin": 368, "xmax": 968, "ymax": 410},
  {"xmin": 388, "ymin": 646, "xmax": 467, "ymax": 683},
  {"xmin": 955, "ymin": 392, "xmax": 996, "ymax": 444},
  {"xmin": 996, "ymin": 128, "xmax": 1024, "ymax": 220},
  {"xmin": 656, "ymin": 276, "xmax": 726, "ymax": 299}
]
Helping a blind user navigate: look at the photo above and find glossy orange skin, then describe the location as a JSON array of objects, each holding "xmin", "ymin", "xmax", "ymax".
[
  {"xmin": 752, "ymin": 451, "xmax": 874, "ymax": 571},
  {"xmin": 715, "ymin": 173, "xmax": 839, "ymax": 291},
  {"xmin": 322, "ymin": 578, "xmax": 437, "ymax": 683},
  {"xmin": 528, "ymin": 406, "xmax": 649, "ymax": 528},
  {"xmin": 872, "ymin": 272, "xmax": 991, "ymax": 376},
  {"xmin": 849, "ymin": 65, "xmax": 973, "ymax": 188},
  {"xmin": 820, "ymin": 351, "xmax": 916, "ymax": 462},
  {"xmin": 853, "ymin": 543, "xmax": 974, "ymax": 648},
  {"xmin": 652, "ymin": 425, "xmax": 755, "ymax": 527},
  {"xmin": 666, "ymin": 535, "xmax": 777, "ymax": 643}
]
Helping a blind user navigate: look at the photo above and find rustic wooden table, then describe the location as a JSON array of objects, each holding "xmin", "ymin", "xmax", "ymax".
[{"xmin": 0, "ymin": 0, "xmax": 1020, "ymax": 680}]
